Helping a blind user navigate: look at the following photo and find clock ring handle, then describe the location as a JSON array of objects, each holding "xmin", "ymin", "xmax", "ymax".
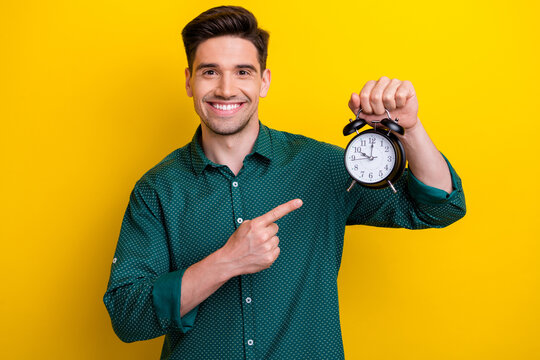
[
  {"xmin": 343, "ymin": 118, "xmax": 366, "ymax": 136},
  {"xmin": 343, "ymin": 108, "xmax": 367, "ymax": 136},
  {"xmin": 381, "ymin": 109, "xmax": 404, "ymax": 135},
  {"xmin": 381, "ymin": 118, "xmax": 404, "ymax": 135}
]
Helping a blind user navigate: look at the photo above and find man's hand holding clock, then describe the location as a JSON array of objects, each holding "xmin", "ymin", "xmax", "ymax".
[
  {"xmin": 348, "ymin": 76, "xmax": 418, "ymax": 131},
  {"xmin": 347, "ymin": 76, "xmax": 453, "ymax": 194}
]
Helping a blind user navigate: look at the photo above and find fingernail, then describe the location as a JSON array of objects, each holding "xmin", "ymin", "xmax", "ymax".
[{"xmin": 295, "ymin": 199, "xmax": 303, "ymax": 207}]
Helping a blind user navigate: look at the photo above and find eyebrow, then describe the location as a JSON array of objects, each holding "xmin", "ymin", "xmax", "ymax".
[{"xmin": 195, "ymin": 63, "xmax": 259, "ymax": 73}]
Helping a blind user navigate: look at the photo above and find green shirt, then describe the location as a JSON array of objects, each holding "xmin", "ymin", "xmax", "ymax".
[{"xmin": 103, "ymin": 122, "xmax": 466, "ymax": 359}]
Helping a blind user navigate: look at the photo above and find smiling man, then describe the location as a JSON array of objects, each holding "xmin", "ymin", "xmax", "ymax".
[
  {"xmin": 103, "ymin": 6, "xmax": 466, "ymax": 360},
  {"xmin": 185, "ymin": 34, "xmax": 270, "ymax": 175}
]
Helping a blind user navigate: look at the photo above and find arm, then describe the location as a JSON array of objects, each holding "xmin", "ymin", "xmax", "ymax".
[
  {"xmin": 326, "ymin": 141, "xmax": 465, "ymax": 229},
  {"xmin": 343, "ymin": 157, "xmax": 466, "ymax": 229},
  {"xmin": 349, "ymin": 77, "xmax": 454, "ymax": 194},
  {"xmin": 103, "ymin": 181, "xmax": 302, "ymax": 342},
  {"xmin": 398, "ymin": 119, "xmax": 453, "ymax": 194},
  {"xmin": 179, "ymin": 250, "xmax": 233, "ymax": 317},
  {"xmin": 340, "ymin": 77, "xmax": 465, "ymax": 227},
  {"xmin": 103, "ymin": 183, "xmax": 196, "ymax": 342}
]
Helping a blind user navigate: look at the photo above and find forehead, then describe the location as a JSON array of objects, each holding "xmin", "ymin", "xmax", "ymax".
[{"xmin": 193, "ymin": 36, "xmax": 260, "ymax": 71}]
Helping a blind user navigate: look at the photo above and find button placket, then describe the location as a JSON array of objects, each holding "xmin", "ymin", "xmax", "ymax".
[
  {"xmin": 231, "ymin": 179, "xmax": 243, "ymax": 229},
  {"xmin": 231, "ymin": 176, "xmax": 256, "ymax": 359},
  {"xmin": 240, "ymin": 274, "xmax": 256, "ymax": 359}
]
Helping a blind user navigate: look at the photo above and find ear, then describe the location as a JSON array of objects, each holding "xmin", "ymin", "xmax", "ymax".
[
  {"xmin": 185, "ymin": 68, "xmax": 193, "ymax": 97},
  {"xmin": 259, "ymin": 68, "xmax": 271, "ymax": 98}
]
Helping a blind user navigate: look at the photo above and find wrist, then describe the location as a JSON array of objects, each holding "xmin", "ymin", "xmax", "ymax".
[
  {"xmin": 211, "ymin": 247, "xmax": 239, "ymax": 282},
  {"xmin": 399, "ymin": 117, "xmax": 423, "ymax": 142},
  {"xmin": 398, "ymin": 118, "xmax": 433, "ymax": 155}
]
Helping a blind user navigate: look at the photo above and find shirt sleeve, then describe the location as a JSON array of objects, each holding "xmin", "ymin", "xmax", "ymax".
[
  {"xmin": 406, "ymin": 153, "xmax": 463, "ymax": 205},
  {"xmin": 103, "ymin": 180, "xmax": 198, "ymax": 343},
  {"xmin": 326, "ymin": 144, "xmax": 466, "ymax": 229}
]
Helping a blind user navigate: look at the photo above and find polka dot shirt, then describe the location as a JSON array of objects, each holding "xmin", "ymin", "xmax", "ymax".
[{"xmin": 103, "ymin": 122, "xmax": 466, "ymax": 359}]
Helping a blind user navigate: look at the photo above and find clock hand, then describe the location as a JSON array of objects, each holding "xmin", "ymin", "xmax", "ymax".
[
  {"xmin": 351, "ymin": 156, "xmax": 377, "ymax": 161},
  {"xmin": 369, "ymin": 144, "xmax": 374, "ymax": 160},
  {"xmin": 359, "ymin": 150, "xmax": 369, "ymax": 157}
]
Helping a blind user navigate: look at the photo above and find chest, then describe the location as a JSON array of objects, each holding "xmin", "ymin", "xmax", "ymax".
[{"xmin": 158, "ymin": 163, "xmax": 341, "ymax": 271}]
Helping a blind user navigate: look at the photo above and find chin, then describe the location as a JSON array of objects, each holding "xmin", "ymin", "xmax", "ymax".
[
  {"xmin": 202, "ymin": 113, "xmax": 258, "ymax": 136},
  {"xmin": 203, "ymin": 119, "xmax": 251, "ymax": 136}
]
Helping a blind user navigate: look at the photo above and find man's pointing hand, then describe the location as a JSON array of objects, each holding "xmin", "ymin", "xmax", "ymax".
[{"xmin": 220, "ymin": 199, "xmax": 303, "ymax": 276}]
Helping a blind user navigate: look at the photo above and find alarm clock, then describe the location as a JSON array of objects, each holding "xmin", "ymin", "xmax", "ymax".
[{"xmin": 343, "ymin": 108, "xmax": 406, "ymax": 193}]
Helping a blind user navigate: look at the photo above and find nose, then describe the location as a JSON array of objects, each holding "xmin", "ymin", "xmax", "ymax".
[{"xmin": 215, "ymin": 74, "xmax": 234, "ymax": 98}]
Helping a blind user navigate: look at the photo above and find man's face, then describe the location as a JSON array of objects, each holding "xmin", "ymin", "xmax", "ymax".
[{"xmin": 185, "ymin": 36, "xmax": 271, "ymax": 136}]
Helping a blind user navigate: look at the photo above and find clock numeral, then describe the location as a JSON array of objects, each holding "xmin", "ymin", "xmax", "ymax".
[
  {"xmin": 385, "ymin": 146, "xmax": 389, "ymax": 152},
  {"xmin": 369, "ymin": 137, "xmax": 376, "ymax": 144},
  {"xmin": 360, "ymin": 140, "xmax": 366, "ymax": 146},
  {"xmin": 379, "ymin": 170, "xmax": 383, "ymax": 177},
  {"xmin": 360, "ymin": 171, "xmax": 365, "ymax": 177},
  {"xmin": 369, "ymin": 172, "xmax": 373, "ymax": 179},
  {"xmin": 353, "ymin": 164, "xmax": 358, "ymax": 171},
  {"xmin": 387, "ymin": 156, "xmax": 393, "ymax": 162}
]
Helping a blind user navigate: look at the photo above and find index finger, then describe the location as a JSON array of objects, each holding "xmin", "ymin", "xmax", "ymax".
[
  {"xmin": 348, "ymin": 92, "xmax": 361, "ymax": 115},
  {"xmin": 258, "ymin": 199, "xmax": 303, "ymax": 225}
]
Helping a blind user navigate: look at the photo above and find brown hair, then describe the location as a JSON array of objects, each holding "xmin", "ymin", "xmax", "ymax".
[{"xmin": 181, "ymin": 6, "xmax": 269, "ymax": 74}]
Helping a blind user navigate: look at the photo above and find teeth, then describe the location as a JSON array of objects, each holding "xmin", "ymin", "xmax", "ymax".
[{"xmin": 212, "ymin": 103, "xmax": 241, "ymax": 111}]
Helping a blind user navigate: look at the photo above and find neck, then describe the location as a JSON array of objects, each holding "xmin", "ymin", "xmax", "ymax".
[{"xmin": 200, "ymin": 119, "xmax": 260, "ymax": 176}]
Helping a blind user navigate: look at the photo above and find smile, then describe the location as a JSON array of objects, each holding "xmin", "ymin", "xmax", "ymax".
[
  {"xmin": 212, "ymin": 103, "xmax": 241, "ymax": 110},
  {"xmin": 207, "ymin": 102, "xmax": 245, "ymax": 115}
]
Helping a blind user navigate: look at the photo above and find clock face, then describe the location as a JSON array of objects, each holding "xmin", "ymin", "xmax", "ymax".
[{"xmin": 344, "ymin": 132, "xmax": 396, "ymax": 184}]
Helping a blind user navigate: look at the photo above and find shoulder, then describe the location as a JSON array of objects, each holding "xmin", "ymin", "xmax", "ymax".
[
  {"xmin": 266, "ymin": 126, "xmax": 344, "ymax": 162},
  {"xmin": 133, "ymin": 143, "xmax": 192, "ymax": 193}
]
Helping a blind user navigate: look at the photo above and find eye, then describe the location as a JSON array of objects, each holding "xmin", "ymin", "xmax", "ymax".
[
  {"xmin": 238, "ymin": 70, "xmax": 250, "ymax": 76},
  {"xmin": 203, "ymin": 69, "xmax": 216, "ymax": 76}
]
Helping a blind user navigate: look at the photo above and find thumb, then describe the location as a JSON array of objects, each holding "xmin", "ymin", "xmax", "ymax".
[{"xmin": 348, "ymin": 92, "xmax": 361, "ymax": 115}]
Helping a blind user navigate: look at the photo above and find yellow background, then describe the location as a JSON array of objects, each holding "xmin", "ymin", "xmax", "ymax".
[{"xmin": 1, "ymin": 0, "xmax": 539, "ymax": 359}]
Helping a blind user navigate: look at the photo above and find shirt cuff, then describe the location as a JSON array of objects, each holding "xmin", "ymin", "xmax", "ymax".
[
  {"xmin": 152, "ymin": 269, "xmax": 198, "ymax": 333},
  {"xmin": 407, "ymin": 153, "xmax": 462, "ymax": 205}
]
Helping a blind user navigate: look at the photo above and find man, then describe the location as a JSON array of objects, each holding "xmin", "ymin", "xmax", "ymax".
[{"xmin": 103, "ymin": 6, "xmax": 466, "ymax": 359}]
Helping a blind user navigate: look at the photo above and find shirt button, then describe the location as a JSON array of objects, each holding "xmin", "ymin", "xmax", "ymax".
[
  {"xmin": 246, "ymin": 297, "xmax": 252, "ymax": 304},
  {"xmin": 247, "ymin": 339, "xmax": 254, "ymax": 346},
  {"xmin": 112, "ymin": 257, "xmax": 117, "ymax": 264},
  {"xmin": 232, "ymin": 181, "xmax": 238, "ymax": 187},
  {"xmin": 237, "ymin": 218, "xmax": 243, "ymax": 224}
]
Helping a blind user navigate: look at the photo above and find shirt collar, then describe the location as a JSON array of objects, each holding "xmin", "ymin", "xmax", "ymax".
[{"xmin": 190, "ymin": 121, "xmax": 274, "ymax": 176}]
